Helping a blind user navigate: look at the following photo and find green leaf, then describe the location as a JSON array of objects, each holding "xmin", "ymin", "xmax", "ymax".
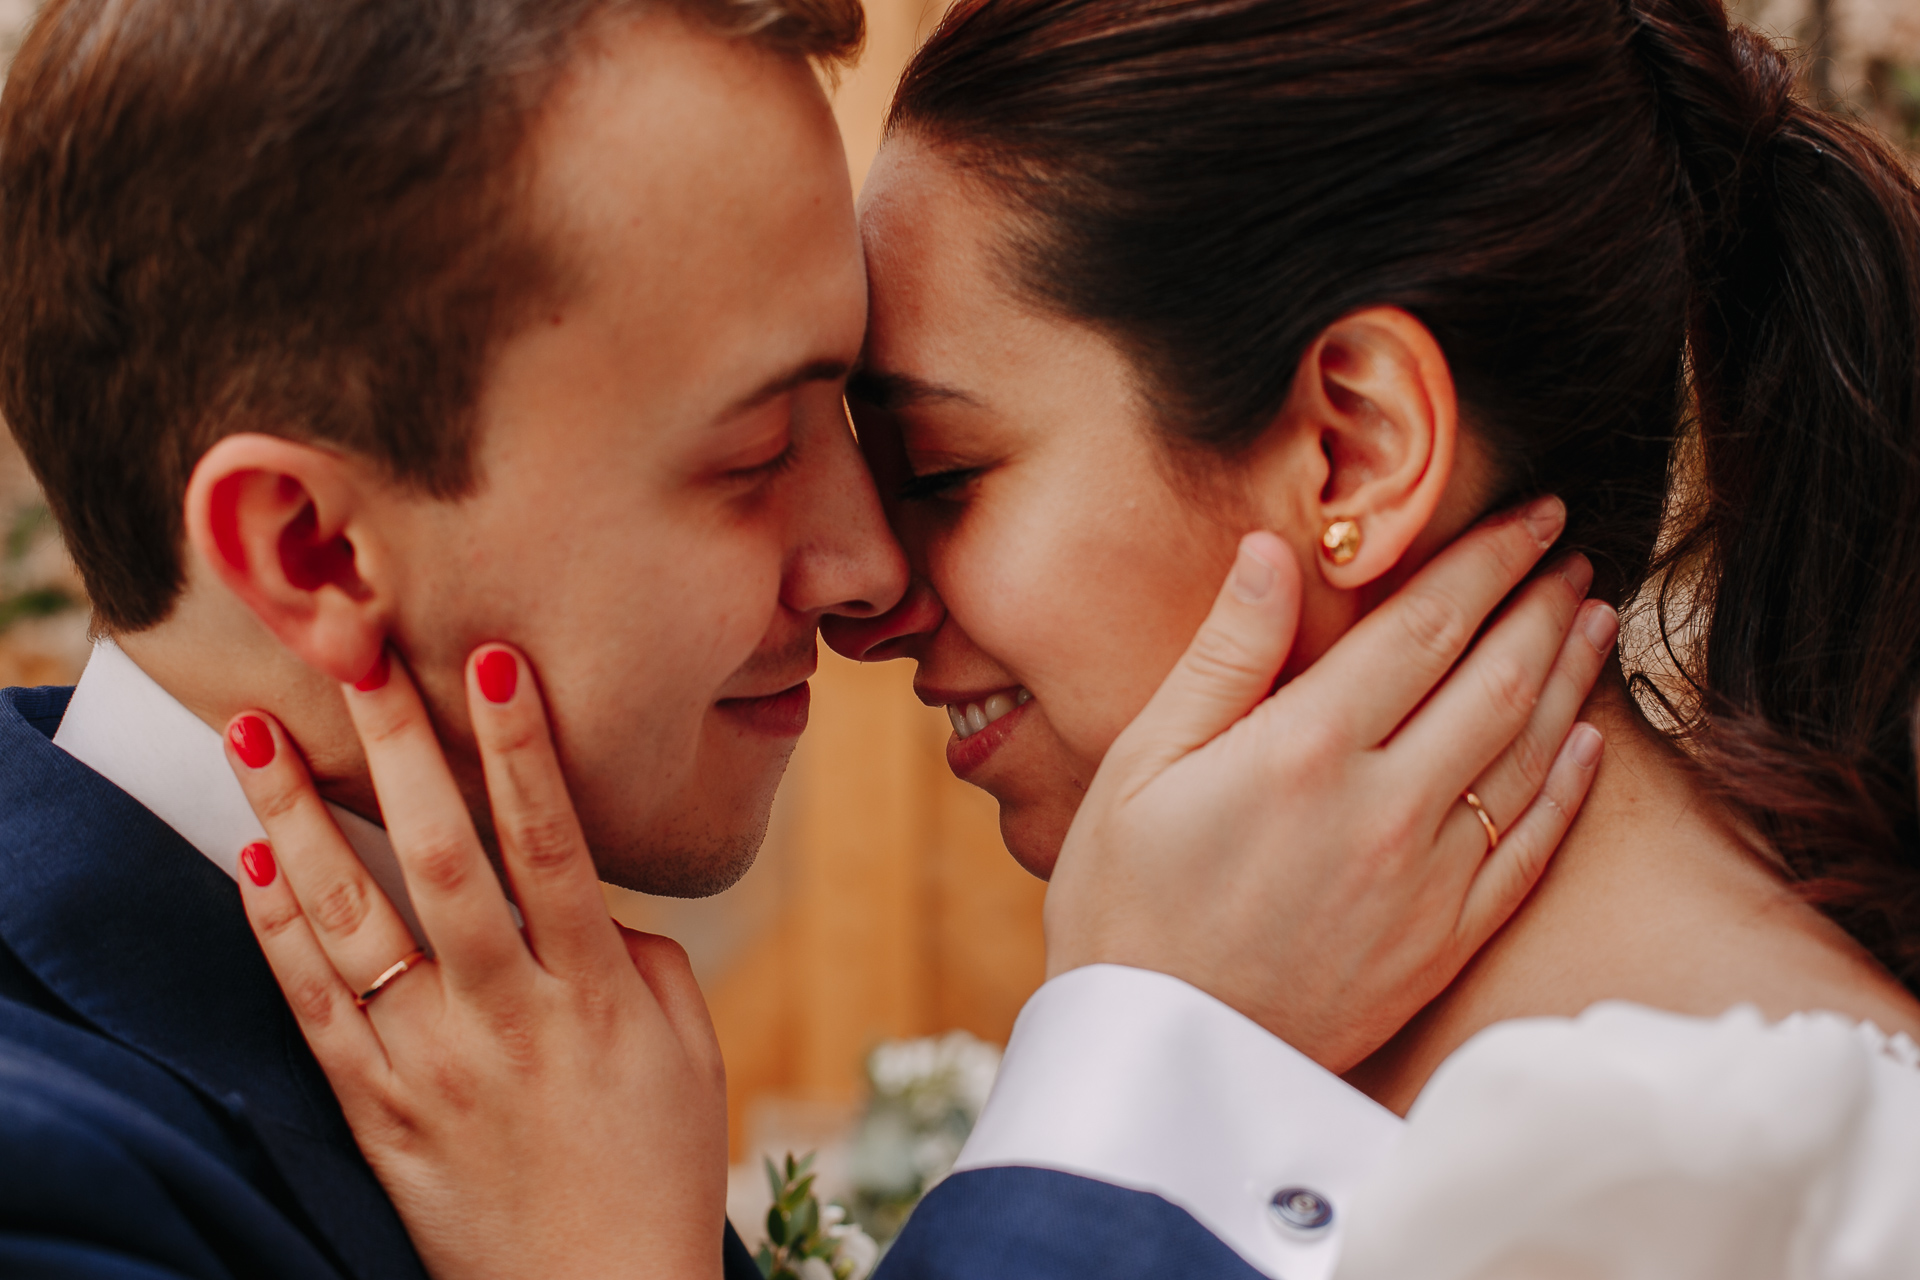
[
  {"xmin": 791, "ymin": 1195, "xmax": 819, "ymax": 1247},
  {"xmin": 764, "ymin": 1156, "xmax": 785, "ymax": 1201},
  {"xmin": 766, "ymin": 1204, "xmax": 787, "ymax": 1247},
  {"xmin": 776, "ymin": 1179, "xmax": 811, "ymax": 1215}
]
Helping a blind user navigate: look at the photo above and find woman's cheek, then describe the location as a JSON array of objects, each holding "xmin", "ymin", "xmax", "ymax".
[
  {"xmin": 1004, "ymin": 616, "xmax": 1144, "ymax": 781},
  {"xmin": 1044, "ymin": 666, "xmax": 1152, "ymax": 777}
]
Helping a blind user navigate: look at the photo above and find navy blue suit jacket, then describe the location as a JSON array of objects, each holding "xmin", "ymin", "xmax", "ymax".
[
  {"xmin": 877, "ymin": 1168, "xmax": 1266, "ymax": 1280},
  {"xmin": 0, "ymin": 684, "xmax": 760, "ymax": 1279}
]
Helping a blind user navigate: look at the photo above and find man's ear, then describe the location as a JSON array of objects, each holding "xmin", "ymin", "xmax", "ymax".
[
  {"xmin": 1268, "ymin": 307, "xmax": 1457, "ymax": 590},
  {"xmin": 183, "ymin": 433, "xmax": 390, "ymax": 686}
]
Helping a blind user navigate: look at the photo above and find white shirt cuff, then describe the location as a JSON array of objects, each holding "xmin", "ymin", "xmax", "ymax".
[{"xmin": 954, "ymin": 964, "xmax": 1404, "ymax": 1280}]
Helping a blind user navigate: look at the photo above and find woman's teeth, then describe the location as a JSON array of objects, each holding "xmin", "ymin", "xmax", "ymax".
[{"xmin": 948, "ymin": 687, "xmax": 1032, "ymax": 739}]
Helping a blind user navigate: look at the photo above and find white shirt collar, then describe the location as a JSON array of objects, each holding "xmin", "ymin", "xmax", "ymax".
[{"xmin": 53, "ymin": 637, "xmax": 426, "ymax": 944}]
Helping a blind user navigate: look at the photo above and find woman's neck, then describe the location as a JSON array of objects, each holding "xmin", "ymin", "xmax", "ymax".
[{"xmin": 1345, "ymin": 679, "xmax": 1920, "ymax": 1116}]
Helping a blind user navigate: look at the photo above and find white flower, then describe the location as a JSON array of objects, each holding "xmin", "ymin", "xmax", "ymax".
[
  {"xmin": 940, "ymin": 1033, "xmax": 1002, "ymax": 1119},
  {"xmin": 797, "ymin": 1257, "xmax": 836, "ymax": 1280},
  {"xmin": 867, "ymin": 1037, "xmax": 940, "ymax": 1097},
  {"xmin": 865, "ymin": 1032, "xmax": 1002, "ymax": 1117},
  {"xmin": 910, "ymin": 1131, "xmax": 963, "ymax": 1184},
  {"xmin": 830, "ymin": 1222, "xmax": 881, "ymax": 1280}
]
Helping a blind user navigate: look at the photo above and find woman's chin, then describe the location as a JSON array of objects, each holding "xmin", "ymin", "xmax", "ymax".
[
  {"xmin": 945, "ymin": 703, "xmax": 1090, "ymax": 880},
  {"xmin": 994, "ymin": 798, "xmax": 1077, "ymax": 882}
]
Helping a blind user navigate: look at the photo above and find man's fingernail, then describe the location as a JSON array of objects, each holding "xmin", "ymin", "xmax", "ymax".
[
  {"xmin": 477, "ymin": 649, "xmax": 518, "ymax": 704},
  {"xmin": 1230, "ymin": 543, "xmax": 1278, "ymax": 603},
  {"xmin": 229, "ymin": 715, "xmax": 275, "ymax": 769},
  {"xmin": 1569, "ymin": 723, "xmax": 1604, "ymax": 768},
  {"xmin": 353, "ymin": 648, "xmax": 390, "ymax": 692},
  {"xmin": 1522, "ymin": 496, "xmax": 1566, "ymax": 544},
  {"xmin": 1580, "ymin": 601, "xmax": 1619, "ymax": 654},
  {"xmin": 239, "ymin": 841, "xmax": 277, "ymax": 887},
  {"xmin": 1556, "ymin": 552, "xmax": 1594, "ymax": 596}
]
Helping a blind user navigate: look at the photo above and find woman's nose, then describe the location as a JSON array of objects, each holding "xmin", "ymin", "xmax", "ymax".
[{"xmin": 820, "ymin": 578, "xmax": 946, "ymax": 663}]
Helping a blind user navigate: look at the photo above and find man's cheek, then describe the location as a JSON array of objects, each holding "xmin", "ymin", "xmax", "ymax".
[{"xmin": 711, "ymin": 557, "xmax": 791, "ymax": 650}]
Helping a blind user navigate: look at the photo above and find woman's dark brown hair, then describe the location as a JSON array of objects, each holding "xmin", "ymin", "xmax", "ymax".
[{"xmin": 891, "ymin": 0, "xmax": 1920, "ymax": 984}]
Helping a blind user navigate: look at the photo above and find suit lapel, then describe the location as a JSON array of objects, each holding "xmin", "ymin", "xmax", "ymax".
[{"xmin": 0, "ymin": 686, "xmax": 426, "ymax": 1280}]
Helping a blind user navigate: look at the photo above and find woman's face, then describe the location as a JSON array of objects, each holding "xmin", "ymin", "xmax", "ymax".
[{"xmin": 838, "ymin": 139, "xmax": 1348, "ymax": 876}]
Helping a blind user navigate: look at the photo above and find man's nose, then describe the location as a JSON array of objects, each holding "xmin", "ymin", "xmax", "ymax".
[
  {"xmin": 821, "ymin": 578, "xmax": 946, "ymax": 662},
  {"xmin": 783, "ymin": 417, "xmax": 910, "ymax": 622}
]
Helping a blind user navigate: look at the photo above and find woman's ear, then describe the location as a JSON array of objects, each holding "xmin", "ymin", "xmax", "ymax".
[
  {"xmin": 183, "ymin": 433, "xmax": 390, "ymax": 686},
  {"xmin": 1272, "ymin": 306, "xmax": 1457, "ymax": 590}
]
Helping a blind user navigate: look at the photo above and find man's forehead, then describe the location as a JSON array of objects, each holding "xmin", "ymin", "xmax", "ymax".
[
  {"xmin": 501, "ymin": 11, "xmax": 864, "ymax": 431},
  {"xmin": 528, "ymin": 12, "xmax": 849, "ymax": 263}
]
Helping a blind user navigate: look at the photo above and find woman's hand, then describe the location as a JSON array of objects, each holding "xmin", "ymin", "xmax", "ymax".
[
  {"xmin": 1047, "ymin": 496, "xmax": 1617, "ymax": 1073},
  {"xmin": 225, "ymin": 646, "xmax": 725, "ymax": 1280}
]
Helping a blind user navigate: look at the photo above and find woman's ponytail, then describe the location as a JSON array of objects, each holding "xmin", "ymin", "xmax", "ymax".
[{"xmin": 1634, "ymin": 0, "xmax": 1920, "ymax": 982}]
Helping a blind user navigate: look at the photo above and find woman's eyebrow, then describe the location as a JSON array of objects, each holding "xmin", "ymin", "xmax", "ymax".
[{"xmin": 845, "ymin": 368, "xmax": 981, "ymax": 411}]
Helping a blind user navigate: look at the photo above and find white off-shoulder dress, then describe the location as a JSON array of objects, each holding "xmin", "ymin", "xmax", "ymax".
[{"xmin": 1334, "ymin": 1001, "xmax": 1920, "ymax": 1280}]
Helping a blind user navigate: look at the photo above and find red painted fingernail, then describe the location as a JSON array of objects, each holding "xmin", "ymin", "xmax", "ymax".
[
  {"xmin": 229, "ymin": 715, "xmax": 275, "ymax": 769},
  {"xmin": 239, "ymin": 841, "xmax": 277, "ymax": 887},
  {"xmin": 354, "ymin": 647, "xmax": 390, "ymax": 692},
  {"xmin": 476, "ymin": 649, "xmax": 518, "ymax": 704}
]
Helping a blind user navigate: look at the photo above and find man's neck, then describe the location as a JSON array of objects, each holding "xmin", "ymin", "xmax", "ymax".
[{"xmin": 115, "ymin": 581, "xmax": 382, "ymax": 822}]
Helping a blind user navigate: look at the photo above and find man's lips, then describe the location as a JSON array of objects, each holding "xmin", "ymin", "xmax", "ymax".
[{"xmin": 714, "ymin": 680, "xmax": 811, "ymax": 737}]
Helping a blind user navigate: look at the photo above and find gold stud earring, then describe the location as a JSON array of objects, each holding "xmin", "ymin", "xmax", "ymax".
[{"xmin": 1321, "ymin": 518, "xmax": 1362, "ymax": 566}]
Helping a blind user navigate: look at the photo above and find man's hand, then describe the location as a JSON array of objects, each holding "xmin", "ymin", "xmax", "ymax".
[{"xmin": 1046, "ymin": 496, "xmax": 1616, "ymax": 1073}]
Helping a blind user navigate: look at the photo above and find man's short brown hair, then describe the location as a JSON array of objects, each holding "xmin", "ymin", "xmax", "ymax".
[{"xmin": 0, "ymin": 0, "xmax": 862, "ymax": 631}]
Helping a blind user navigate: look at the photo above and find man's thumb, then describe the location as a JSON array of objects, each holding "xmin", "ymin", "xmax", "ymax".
[{"xmin": 1114, "ymin": 532, "xmax": 1302, "ymax": 772}]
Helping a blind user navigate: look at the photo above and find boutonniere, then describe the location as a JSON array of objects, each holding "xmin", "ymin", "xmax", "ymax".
[{"xmin": 756, "ymin": 1152, "xmax": 879, "ymax": 1280}]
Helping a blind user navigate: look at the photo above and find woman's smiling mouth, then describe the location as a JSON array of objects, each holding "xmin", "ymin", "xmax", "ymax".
[
  {"xmin": 938, "ymin": 686, "xmax": 1034, "ymax": 780},
  {"xmin": 946, "ymin": 686, "xmax": 1032, "ymax": 739}
]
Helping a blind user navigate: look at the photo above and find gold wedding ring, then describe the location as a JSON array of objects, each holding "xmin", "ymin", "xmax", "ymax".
[
  {"xmin": 1461, "ymin": 791, "xmax": 1501, "ymax": 853},
  {"xmin": 355, "ymin": 949, "xmax": 429, "ymax": 1009}
]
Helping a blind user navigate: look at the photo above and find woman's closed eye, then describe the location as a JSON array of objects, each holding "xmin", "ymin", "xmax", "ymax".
[{"xmin": 898, "ymin": 466, "xmax": 981, "ymax": 502}]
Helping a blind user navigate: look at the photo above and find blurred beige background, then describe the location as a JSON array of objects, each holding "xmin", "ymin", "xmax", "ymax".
[{"xmin": 0, "ymin": 0, "xmax": 1916, "ymax": 1170}]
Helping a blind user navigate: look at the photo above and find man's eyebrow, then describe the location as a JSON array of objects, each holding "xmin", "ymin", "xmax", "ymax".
[
  {"xmin": 845, "ymin": 368, "xmax": 982, "ymax": 411},
  {"xmin": 725, "ymin": 359, "xmax": 853, "ymax": 417}
]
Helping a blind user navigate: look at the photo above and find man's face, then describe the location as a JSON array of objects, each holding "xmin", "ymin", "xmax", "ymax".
[{"xmin": 383, "ymin": 13, "xmax": 903, "ymax": 895}]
